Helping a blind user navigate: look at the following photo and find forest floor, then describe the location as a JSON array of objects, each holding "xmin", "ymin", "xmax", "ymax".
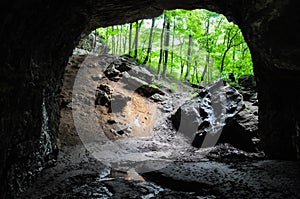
[{"xmin": 21, "ymin": 54, "xmax": 300, "ymax": 199}]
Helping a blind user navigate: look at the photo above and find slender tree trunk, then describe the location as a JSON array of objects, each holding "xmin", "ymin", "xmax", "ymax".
[
  {"xmin": 180, "ymin": 59, "xmax": 184, "ymax": 78},
  {"xmin": 128, "ymin": 23, "xmax": 132, "ymax": 54},
  {"xmin": 185, "ymin": 34, "xmax": 192, "ymax": 81},
  {"xmin": 119, "ymin": 25, "xmax": 123, "ymax": 54},
  {"xmin": 116, "ymin": 26, "xmax": 119, "ymax": 54},
  {"xmin": 111, "ymin": 26, "xmax": 115, "ymax": 54},
  {"xmin": 105, "ymin": 28, "xmax": 110, "ymax": 53},
  {"xmin": 162, "ymin": 19, "xmax": 170, "ymax": 79},
  {"xmin": 179, "ymin": 37, "xmax": 184, "ymax": 79},
  {"xmin": 143, "ymin": 18, "xmax": 155, "ymax": 65},
  {"xmin": 201, "ymin": 18, "xmax": 210, "ymax": 82},
  {"xmin": 220, "ymin": 48, "xmax": 230, "ymax": 73},
  {"xmin": 123, "ymin": 25, "xmax": 127, "ymax": 54},
  {"xmin": 157, "ymin": 13, "xmax": 166, "ymax": 76},
  {"xmin": 132, "ymin": 21, "xmax": 143, "ymax": 50},
  {"xmin": 170, "ymin": 15, "xmax": 175, "ymax": 74},
  {"xmin": 133, "ymin": 21, "xmax": 139, "ymax": 59},
  {"xmin": 220, "ymin": 42, "xmax": 242, "ymax": 73},
  {"xmin": 195, "ymin": 61, "xmax": 201, "ymax": 83},
  {"xmin": 130, "ymin": 20, "xmax": 144, "ymax": 59},
  {"xmin": 192, "ymin": 61, "xmax": 199, "ymax": 83}
]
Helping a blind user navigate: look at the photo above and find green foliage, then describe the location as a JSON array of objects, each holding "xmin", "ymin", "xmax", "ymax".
[
  {"xmin": 188, "ymin": 91, "xmax": 199, "ymax": 98},
  {"xmin": 96, "ymin": 9, "xmax": 253, "ymax": 83},
  {"xmin": 151, "ymin": 82, "xmax": 159, "ymax": 89}
]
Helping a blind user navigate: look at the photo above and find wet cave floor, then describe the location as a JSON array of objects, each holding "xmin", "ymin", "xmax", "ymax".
[{"xmin": 22, "ymin": 54, "xmax": 300, "ymax": 199}]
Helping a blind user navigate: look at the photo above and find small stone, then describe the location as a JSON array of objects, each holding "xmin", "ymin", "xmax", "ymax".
[
  {"xmin": 150, "ymin": 93, "xmax": 166, "ymax": 102},
  {"xmin": 95, "ymin": 90, "xmax": 110, "ymax": 106},
  {"xmin": 104, "ymin": 64, "xmax": 121, "ymax": 79},
  {"xmin": 91, "ymin": 74, "xmax": 102, "ymax": 81},
  {"xmin": 98, "ymin": 84, "xmax": 113, "ymax": 94},
  {"xmin": 110, "ymin": 129, "xmax": 117, "ymax": 135},
  {"xmin": 107, "ymin": 119, "xmax": 116, "ymax": 124}
]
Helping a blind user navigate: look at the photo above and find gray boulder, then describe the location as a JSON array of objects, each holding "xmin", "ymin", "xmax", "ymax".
[{"xmin": 171, "ymin": 79, "xmax": 245, "ymax": 149}]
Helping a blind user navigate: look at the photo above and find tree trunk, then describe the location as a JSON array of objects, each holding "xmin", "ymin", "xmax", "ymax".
[
  {"xmin": 143, "ymin": 18, "xmax": 155, "ymax": 65},
  {"xmin": 185, "ymin": 34, "xmax": 192, "ymax": 81},
  {"xmin": 201, "ymin": 17, "xmax": 210, "ymax": 82},
  {"xmin": 180, "ymin": 60, "xmax": 184, "ymax": 78},
  {"xmin": 119, "ymin": 25, "xmax": 123, "ymax": 54},
  {"xmin": 195, "ymin": 61, "xmax": 201, "ymax": 83},
  {"xmin": 179, "ymin": 37, "xmax": 184, "ymax": 79},
  {"xmin": 116, "ymin": 26, "xmax": 119, "ymax": 54},
  {"xmin": 157, "ymin": 13, "xmax": 166, "ymax": 76},
  {"xmin": 123, "ymin": 24, "xmax": 127, "ymax": 54},
  {"xmin": 133, "ymin": 21, "xmax": 139, "ymax": 59},
  {"xmin": 162, "ymin": 19, "xmax": 170, "ymax": 79},
  {"xmin": 170, "ymin": 15, "xmax": 176, "ymax": 74},
  {"xmin": 111, "ymin": 26, "xmax": 115, "ymax": 54},
  {"xmin": 220, "ymin": 48, "xmax": 230, "ymax": 73},
  {"xmin": 128, "ymin": 23, "xmax": 132, "ymax": 54}
]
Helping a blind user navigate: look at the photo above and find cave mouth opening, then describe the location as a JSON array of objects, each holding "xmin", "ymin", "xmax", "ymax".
[
  {"xmin": 58, "ymin": 9, "xmax": 259, "ymax": 175},
  {"xmin": 2, "ymin": 1, "xmax": 299, "ymax": 198}
]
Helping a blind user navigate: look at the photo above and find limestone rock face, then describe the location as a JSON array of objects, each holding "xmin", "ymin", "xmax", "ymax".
[{"xmin": 0, "ymin": 0, "xmax": 299, "ymax": 197}]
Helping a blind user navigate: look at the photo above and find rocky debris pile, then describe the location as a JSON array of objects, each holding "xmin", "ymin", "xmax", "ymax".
[
  {"xmin": 171, "ymin": 78, "xmax": 259, "ymax": 152},
  {"xmin": 93, "ymin": 55, "xmax": 165, "ymax": 140},
  {"xmin": 102, "ymin": 57, "xmax": 165, "ymax": 99},
  {"xmin": 104, "ymin": 57, "xmax": 154, "ymax": 83}
]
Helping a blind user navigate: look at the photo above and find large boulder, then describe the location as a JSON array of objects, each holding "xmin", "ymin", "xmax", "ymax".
[{"xmin": 171, "ymin": 79, "xmax": 247, "ymax": 149}]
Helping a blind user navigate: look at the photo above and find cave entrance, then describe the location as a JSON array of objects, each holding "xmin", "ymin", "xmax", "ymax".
[
  {"xmin": 58, "ymin": 9, "xmax": 258, "ymax": 172},
  {"xmin": 6, "ymin": 2, "xmax": 298, "ymax": 197}
]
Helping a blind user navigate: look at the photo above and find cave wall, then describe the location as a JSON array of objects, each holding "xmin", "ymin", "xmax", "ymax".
[
  {"xmin": 236, "ymin": 0, "xmax": 300, "ymax": 159},
  {"xmin": 0, "ymin": 0, "xmax": 299, "ymax": 197}
]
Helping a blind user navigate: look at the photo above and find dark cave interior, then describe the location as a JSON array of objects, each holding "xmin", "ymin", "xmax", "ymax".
[{"xmin": 0, "ymin": 0, "xmax": 300, "ymax": 198}]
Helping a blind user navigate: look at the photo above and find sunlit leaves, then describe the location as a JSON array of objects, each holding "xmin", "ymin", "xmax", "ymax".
[{"xmin": 96, "ymin": 9, "xmax": 253, "ymax": 83}]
